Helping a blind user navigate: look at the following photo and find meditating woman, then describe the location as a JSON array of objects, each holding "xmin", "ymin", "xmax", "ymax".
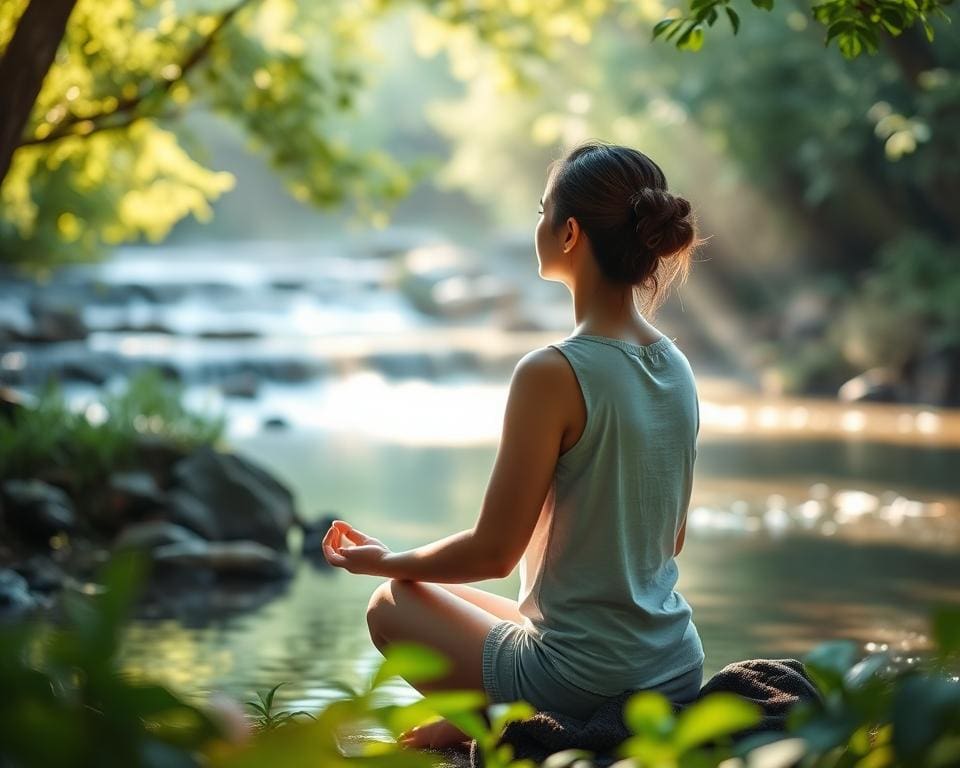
[{"xmin": 322, "ymin": 139, "xmax": 708, "ymax": 750}]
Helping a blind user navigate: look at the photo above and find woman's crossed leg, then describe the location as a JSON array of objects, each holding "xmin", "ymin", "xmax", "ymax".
[{"xmin": 366, "ymin": 580, "xmax": 522, "ymax": 749}]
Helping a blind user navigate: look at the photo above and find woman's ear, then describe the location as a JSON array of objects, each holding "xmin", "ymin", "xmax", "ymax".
[{"xmin": 563, "ymin": 216, "xmax": 580, "ymax": 253}]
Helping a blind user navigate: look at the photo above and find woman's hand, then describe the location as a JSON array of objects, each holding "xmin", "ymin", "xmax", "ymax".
[{"xmin": 322, "ymin": 520, "xmax": 394, "ymax": 576}]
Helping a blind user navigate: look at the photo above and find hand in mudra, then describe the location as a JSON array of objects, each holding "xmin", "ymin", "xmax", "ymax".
[{"xmin": 322, "ymin": 520, "xmax": 393, "ymax": 576}]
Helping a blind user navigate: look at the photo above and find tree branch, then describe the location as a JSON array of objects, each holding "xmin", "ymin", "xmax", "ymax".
[{"xmin": 16, "ymin": 0, "xmax": 251, "ymax": 149}]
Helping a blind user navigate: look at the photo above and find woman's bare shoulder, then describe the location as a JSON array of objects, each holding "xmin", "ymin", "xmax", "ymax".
[
  {"xmin": 513, "ymin": 346, "xmax": 583, "ymax": 413},
  {"xmin": 514, "ymin": 345, "xmax": 576, "ymax": 377}
]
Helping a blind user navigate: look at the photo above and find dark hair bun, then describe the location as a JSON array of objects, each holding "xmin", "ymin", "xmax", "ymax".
[{"xmin": 629, "ymin": 188, "xmax": 694, "ymax": 260}]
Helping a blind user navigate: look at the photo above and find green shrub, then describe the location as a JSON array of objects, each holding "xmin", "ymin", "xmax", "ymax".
[{"xmin": 0, "ymin": 367, "xmax": 226, "ymax": 490}]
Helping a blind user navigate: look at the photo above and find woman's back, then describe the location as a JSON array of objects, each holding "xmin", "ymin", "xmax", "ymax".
[{"xmin": 517, "ymin": 332, "xmax": 704, "ymax": 696}]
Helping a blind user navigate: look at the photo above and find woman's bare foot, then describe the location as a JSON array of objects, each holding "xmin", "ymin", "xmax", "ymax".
[{"xmin": 398, "ymin": 717, "xmax": 472, "ymax": 750}]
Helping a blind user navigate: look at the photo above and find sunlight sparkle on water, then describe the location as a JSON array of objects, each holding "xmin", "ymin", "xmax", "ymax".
[
  {"xmin": 686, "ymin": 482, "xmax": 958, "ymax": 549},
  {"xmin": 840, "ymin": 410, "xmax": 866, "ymax": 432},
  {"xmin": 916, "ymin": 410, "xmax": 941, "ymax": 434}
]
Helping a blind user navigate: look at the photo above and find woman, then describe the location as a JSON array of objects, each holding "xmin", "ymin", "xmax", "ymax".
[{"xmin": 322, "ymin": 139, "xmax": 708, "ymax": 750}]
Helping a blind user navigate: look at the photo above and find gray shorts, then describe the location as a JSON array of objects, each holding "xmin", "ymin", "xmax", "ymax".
[{"xmin": 481, "ymin": 619, "xmax": 704, "ymax": 722}]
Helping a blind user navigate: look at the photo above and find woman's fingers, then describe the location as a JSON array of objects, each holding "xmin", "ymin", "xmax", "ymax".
[
  {"xmin": 322, "ymin": 524, "xmax": 340, "ymax": 549},
  {"xmin": 334, "ymin": 520, "xmax": 381, "ymax": 547},
  {"xmin": 322, "ymin": 525, "xmax": 347, "ymax": 566}
]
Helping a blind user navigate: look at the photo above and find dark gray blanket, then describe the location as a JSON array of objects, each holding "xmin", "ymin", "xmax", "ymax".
[{"xmin": 427, "ymin": 658, "xmax": 823, "ymax": 768}]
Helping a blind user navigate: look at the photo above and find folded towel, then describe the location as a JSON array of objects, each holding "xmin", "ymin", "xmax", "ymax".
[{"xmin": 426, "ymin": 658, "xmax": 823, "ymax": 768}]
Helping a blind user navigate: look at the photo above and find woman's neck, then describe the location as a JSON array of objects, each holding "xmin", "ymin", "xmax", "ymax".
[{"xmin": 571, "ymin": 283, "xmax": 652, "ymax": 340}]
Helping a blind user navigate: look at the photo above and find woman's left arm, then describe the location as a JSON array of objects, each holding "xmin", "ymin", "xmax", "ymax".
[{"xmin": 323, "ymin": 347, "xmax": 569, "ymax": 582}]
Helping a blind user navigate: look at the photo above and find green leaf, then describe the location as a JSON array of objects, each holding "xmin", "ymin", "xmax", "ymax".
[
  {"xmin": 417, "ymin": 690, "xmax": 488, "ymax": 715},
  {"xmin": 877, "ymin": 8, "xmax": 905, "ymax": 35},
  {"xmin": 892, "ymin": 673, "xmax": 960, "ymax": 760},
  {"xmin": 825, "ymin": 20, "xmax": 854, "ymax": 44},
  {"xmin": 673, "ymin": 692, "xmax": 764, "ymax": 752},
  {"xmin": 207, "ymin": 700, "xmax": 363, "ymax": 767},
  {"xmin": 325, "ymin": 679, "xmax": 362, "ymax": 698},
  {"xmin": 489, "ymin": 700, "xmax": 537, "ymax": 735},
  {"xmin": 842, "ymin": 652, "xmax": 889, "ymax": 689},
  {"xmin": 265, "ymin": 682, "xmax": 286, "ymax": 712},
  {"xmin": 617, "ymin": 736, "xmax": 677, "ymax": 762},
  {"xmin": 791, "ymin": 711, "xmax": 863, "ymax": 752},
  {"xmin": 666, "ymin": 19, "xmax": 689, "ymax": 41},
  {"xmin": 932, "ymin": 604, "xmax": 960, "ymax": 657},
  {"xmin": 370, "ymin": 643, "xmax": 451, "ymax": 689},
  {"xmin": 839, "ymin": 31, "xmax": 863, "ymax": 58},
  {"xmin": 803, "ymin": 640, "xmax": 860, "ymax": 695},
  {"xmin": 680, "ymin": 25, "xmax": 705, "ymax": 50},
  {"xmin": 444, "ymin": 710, "xmax": 491, "ymax": 743},
  {"xmin": 725, "ymin": 6, "xmax": 740, "ymax": 33},
  {"xmin": 623, "ymin": 691, "xmax": 676, "ymax": 739},
  {"xmin": 652, "ymin": 18, "xmax": 678, "ymax": 40},
  {"xmin": 377, "ymin": 690, "xmax": 487, "ymax": 738}
]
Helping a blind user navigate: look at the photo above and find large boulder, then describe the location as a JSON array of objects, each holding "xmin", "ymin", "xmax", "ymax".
[
  {"xmin": 164, "ymin": 489, "xmax": 219, "ymax": 540},
  {"xmin": 168, "ymin": 446, "xmax": 296, "ymax": 550},
  {"xmin": 0, "ymin": 568, "xmax": 37, "ymax": 622},
  {"xmin": 131, "ymin": 434, "xmax": 192, "ymax": 489},
  {"xmin": 11, "ymin": 555, "xmax": 66, "ymax": 593},
  {"xmin": 837, "ymin": 367, "xmax": 902, "ymax": 403},
  {"xmin": 152, "ymin": 540, "xmax": 293, "ymax": 580},
  {"xmin": 1, "ymin": 479, "xmax": 76, "ymax": 543},
  {"xmin": 107, "ymin": 471, "xmax": 166, "ymax": 517},
  {"xmin": 26, "ymin": 297, "xmax": 88, "ymax": 342},
  {"xmin": 82, "ymin": 471, "xmax": 168, "ymax": 536},
  {"xmin": 112, "ymin": 520, "xmax": 207, "ymax": 553}
]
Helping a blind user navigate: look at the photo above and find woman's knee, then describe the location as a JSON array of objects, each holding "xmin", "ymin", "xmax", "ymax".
[{"xmin": 365, "ymin": 578, "xmax": 413, "ymax": 645}]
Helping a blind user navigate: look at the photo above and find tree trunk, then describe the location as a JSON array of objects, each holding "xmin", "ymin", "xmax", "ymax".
[{"xmin": 0, "ymin": 0, "xmax": 78, "ymax": 187}]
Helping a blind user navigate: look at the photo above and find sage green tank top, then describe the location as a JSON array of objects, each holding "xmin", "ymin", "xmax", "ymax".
[{"xmin": 516, "ymin": 332, "xmax": 704, "ymax": 696}]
